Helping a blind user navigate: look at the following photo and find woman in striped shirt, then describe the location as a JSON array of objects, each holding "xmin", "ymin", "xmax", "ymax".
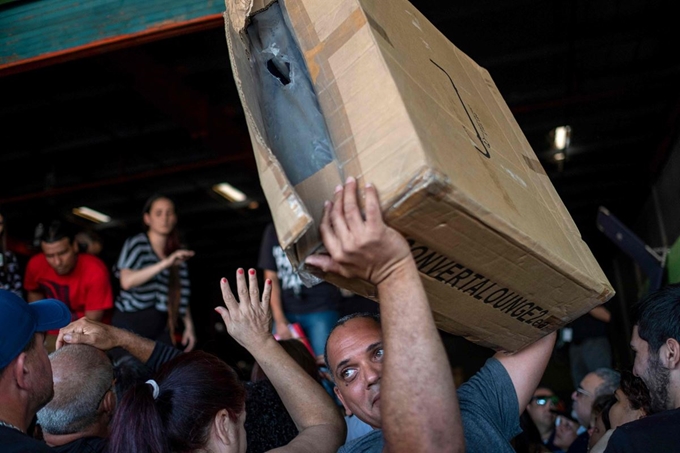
[{"xmin": 112, "ymin": 194, "xmax": 197, "ymax": 350}]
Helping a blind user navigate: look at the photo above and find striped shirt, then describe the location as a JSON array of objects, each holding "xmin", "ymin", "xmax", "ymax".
[{"xmin": 115, "ymin": 233, "xmax": 190, "ymax": 314}]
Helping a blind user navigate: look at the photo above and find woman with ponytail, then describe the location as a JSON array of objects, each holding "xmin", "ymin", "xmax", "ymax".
[
  {"xmin": 107, "ymin": 269, "xmax": 345, "ymax": 453},
  {"xmin": 112, "ymin": 194, "xmax": 196, "ymax": 350}
]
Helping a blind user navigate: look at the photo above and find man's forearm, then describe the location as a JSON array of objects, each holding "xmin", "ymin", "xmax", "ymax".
[
  {"xmin": 379, "ymin": 259, "xmax": 464, "ymax": 453},
  {"xmin": 113, "ymin": 327, "xmax": 156, "ymax": 363},
  {"xmin": 84, "ymin": 310, "xmax": 104, "ymax": 322},
  {"xmin": 27, "ymin": 290, "xmax": 43, "ymax": 302},
  {"xmin": 589, "ymin": 306, "xmax": 611, "ymax": 323}
]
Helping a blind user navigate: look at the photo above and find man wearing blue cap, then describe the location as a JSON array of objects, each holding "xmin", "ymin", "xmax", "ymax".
[{"xmin": 0, "ymin": 289, "xmax": 71, "ymax": 452}]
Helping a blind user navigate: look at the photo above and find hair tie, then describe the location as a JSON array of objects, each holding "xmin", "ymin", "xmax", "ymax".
[{"xmin": 146, "ymin": 379, "xmax": 160, "ymax": 400}]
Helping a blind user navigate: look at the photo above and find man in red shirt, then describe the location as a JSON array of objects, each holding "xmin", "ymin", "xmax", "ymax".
[{"xmin": 24, "ymin": 221, "xmax": 113, "ymax": 350}]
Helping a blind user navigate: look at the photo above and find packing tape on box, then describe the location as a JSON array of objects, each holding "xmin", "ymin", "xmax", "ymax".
[{"xmin": 285, "ymin": 0, "xmax": 366, "ymax": 179}]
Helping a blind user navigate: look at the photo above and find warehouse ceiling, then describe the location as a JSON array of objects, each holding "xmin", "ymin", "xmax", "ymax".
[{"xmin": 0, "ymin": 0, "xmax": 677, "ymax": 307}]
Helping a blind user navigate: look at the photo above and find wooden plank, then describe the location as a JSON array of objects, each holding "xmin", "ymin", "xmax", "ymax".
[{"xmin": 0, "ymin": 0, "xmax": 225, "ymax": 76}]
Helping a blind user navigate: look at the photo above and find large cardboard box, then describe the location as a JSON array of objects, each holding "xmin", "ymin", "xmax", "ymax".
[{"xmin": 223, "ymin": 0, "xmax": 614, "ymax": 351}]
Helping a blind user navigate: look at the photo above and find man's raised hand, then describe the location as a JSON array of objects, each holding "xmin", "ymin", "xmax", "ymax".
[
  {"xmin": 305, "ymin": 177, "xmax": 410, "ymax": 286},
  {"xmin": 56, "ymin": 317, "xmax": 119, "ymax": 351}
]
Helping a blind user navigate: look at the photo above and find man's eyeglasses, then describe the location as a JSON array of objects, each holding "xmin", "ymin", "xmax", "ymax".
[
  {"xmin": 575, "ymin": 387, "xmax": 594, "ymax": 398},
  {"xmin": 532, "ymin": 395, "xmax": 560, "ymax": 406}
]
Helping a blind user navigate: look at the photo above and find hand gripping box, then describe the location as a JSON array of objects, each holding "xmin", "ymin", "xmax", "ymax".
[{"xmin": 223, "ymin": 0, "xmax": 614, "ymax": 351}]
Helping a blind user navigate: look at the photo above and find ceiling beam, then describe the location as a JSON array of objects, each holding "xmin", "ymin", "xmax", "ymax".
[{"xmin": 0, "ymin": 153, "xmax": 251, "ymax": 205}]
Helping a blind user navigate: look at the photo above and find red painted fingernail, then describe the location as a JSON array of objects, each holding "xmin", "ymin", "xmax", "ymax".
[
  {"xmin": 249, "ymin": 269, "xmax": 255, "ymax": 275},
  {"xmin": 266, "ymin": 279, "xmax": 271, "ymax": 285},
  {"xmin": 238, "ymin": 269, "xmax": 244, "ymax": 275},
  {"xmin": 221, "ymin": 278, "xmax": 226, "ymax": 283}
]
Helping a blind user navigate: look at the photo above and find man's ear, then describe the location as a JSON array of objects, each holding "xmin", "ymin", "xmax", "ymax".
[
  {"xmin": 663, "ymin": 338, "xmax": 680, "ymax": 370},
  {"xmin": 334, "ymin": 386, "xmax": 352, "ymax": 416},
  {"xmin": 101, "ymin": 387, "xmax": 116, "ymax": 413},
  {"xmin": 13, "ymin": 353, "xmax": 29, "ymax": 389}
]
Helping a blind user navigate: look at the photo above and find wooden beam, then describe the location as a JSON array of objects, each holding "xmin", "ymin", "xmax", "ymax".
[{"xmin": 0, "ymin": 0, "xmax": 224, "ymax": 77}]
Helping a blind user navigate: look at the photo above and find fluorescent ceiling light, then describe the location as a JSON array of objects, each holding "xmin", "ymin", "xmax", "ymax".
[
  {"xmin": 72, "ymin": 206, "xmax": 111, "ymax": 224},
  {"xmin": 213, "ymin": 183, "xmax": 247, "ymax": 203},
  {"xmin": 553, "ymin": 126, "xmax": 571, "ymax": 150}
]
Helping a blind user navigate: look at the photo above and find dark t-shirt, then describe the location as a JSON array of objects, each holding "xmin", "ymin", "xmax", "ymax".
[
  {"xmin": 339, "ymin": 358, "xmax": 521, "ymax": 453},
  {"xmin": 570, "ymin": 312, "xmax": 607, "ymax": 343},
  {"xmin": 0, "ymin": 425, "xmax": 54, "ymax": 452},
  {"xmin": 257, "ymin": 223, "xmax": 341, "ymax": 314},
  {"xmin": 604, "ymin": 408, "xmax": 680, "ymax": 452},
  {"xmin": 244, "ymin": 380, "xmax": 298, "ymax": 453},
  {"xmin": 52, "ymin": 436, "xmax": 106, "ymax": 453}
]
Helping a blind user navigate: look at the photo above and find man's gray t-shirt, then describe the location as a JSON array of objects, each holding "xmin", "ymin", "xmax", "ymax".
[{"xmin": 338, "ymin": 357, "xmax": 520, "ymax": 453}]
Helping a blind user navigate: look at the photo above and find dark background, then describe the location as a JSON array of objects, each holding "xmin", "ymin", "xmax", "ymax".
[{"xmin": 1, "ymin": 0, "xmax": 678, "ymax": 391}]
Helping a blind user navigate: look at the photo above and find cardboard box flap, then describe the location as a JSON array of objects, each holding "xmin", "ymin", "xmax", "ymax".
[
  {"xmin": 226, "ymin": 0, "xmax": 278, "ymax": 46},
  {"xmin": 224, "ymin": 1, "xmax": 314, "ymax": 249}
]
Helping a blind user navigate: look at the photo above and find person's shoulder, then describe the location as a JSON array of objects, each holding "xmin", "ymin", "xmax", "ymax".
[
  {"xmin": 605, "ymin": 409, "xmax": 680, "ymax": 452},
  {"xmin": 52, "ymin": 435, "xmax": 107, "ymax": 453},
  {"xmin": 78, "ymin": 254, "xmax": 110, "ymax": 273},
  {"xmin": 338, "ymin": 429, "xmax": 383, "ymax": 453},
  {"xmin": 617, "ymin": 407, "xmax": 680, "ymax": 433},
  {"xmin": 26, "ymin": 252, "xmax": 47, "ymax": 267},
  {"xmin": 459, "ymin": 357, "xmax": 507, "ymax": 393},
  {"xmin": 0, "ymin": 426, "xmax": 55, "ymax": 452},
  {"xmin": 79, "ymin": 253, "xmax": 106, "ymax": 265},
  {"xmin": 125, "ymin": 233, "xmax": 149, "ymax": 246}
]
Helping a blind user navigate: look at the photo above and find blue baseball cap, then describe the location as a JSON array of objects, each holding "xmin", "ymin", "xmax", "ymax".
[{"xmin": 0, "ymin": 289, "xmax": 71, "ymax": 369}]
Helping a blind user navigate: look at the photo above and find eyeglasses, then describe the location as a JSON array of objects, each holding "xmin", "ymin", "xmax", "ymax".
[
  {"xmin": 575, "ymin": 387, "xmax": 594, "ymax": 398},
  {"xmin": 533, "ymin": 395, "xmax": 560, "ymax": 406}
]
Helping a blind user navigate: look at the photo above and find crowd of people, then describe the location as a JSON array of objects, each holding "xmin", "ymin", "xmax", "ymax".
[{"xmin": 1, "ymin": 179, "xmax": 680, "ymax": 452}]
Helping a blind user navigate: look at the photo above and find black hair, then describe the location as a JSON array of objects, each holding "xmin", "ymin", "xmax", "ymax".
[
  {"xmin": 108, "ymin": 351, "xmax": 245, "ymax": 453},
  {"xmin": 619, "ymin": 369, "xmax": 653, "ymax": 415},
  {"xmin": 633, "ymin": 283, "xmax": 680, "ymax": 355},
  {"xmin": 39, "ymin": 220, "xmax": 75, "ymax": 245},
  {"xmin": 323, "ymin": 312, "xmax": 381, "ymax": 376},
  {"xmin": 591, "ymin": 393, "xmax": 616, "ymax": 431}
]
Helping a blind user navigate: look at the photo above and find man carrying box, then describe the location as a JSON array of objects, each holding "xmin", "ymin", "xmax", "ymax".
[{"xmin": 307, "ymin": 178, "xmax": 556, "ymax": 452}]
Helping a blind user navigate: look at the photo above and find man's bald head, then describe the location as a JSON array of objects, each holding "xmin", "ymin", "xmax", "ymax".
[{"xmin": 38, "ymin": 344, "xmax": 113, "ymax": 435}]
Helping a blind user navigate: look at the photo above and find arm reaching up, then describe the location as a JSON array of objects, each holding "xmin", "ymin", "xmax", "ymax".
[
  {"xmin": 215, "ymin": 269, "xmax": 345, "ymax": 453},
  {"xmin": 306, "ymin": 178, "xmax": 464, "ymax": 453},
  {"xmin": 494, "ymin": 331, "xmax": 557, "ymax": 413}
]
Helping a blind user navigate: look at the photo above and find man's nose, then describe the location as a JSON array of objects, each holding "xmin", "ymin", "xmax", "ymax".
[{"xmin": 364, "ymin": 363, "xmax": 381, "ymax": 386}]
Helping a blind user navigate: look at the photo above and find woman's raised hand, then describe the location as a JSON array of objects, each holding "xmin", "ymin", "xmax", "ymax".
[{"xmin": 215, "ymin": 268, "xmax": 272, "ymax": 350}]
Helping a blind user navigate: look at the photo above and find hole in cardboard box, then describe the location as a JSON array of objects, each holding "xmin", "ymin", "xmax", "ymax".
[
  {"xmin": 246, "ymin": 2, "xmax": 337, "ymax": 186},
  {"xmin": 266, "ymin": 59, "xmax": 291, "ymax": 85}
]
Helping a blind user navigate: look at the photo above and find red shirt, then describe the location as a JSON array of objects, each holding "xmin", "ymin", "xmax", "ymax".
[{"xmin": 24, "ymin": 253, "xmax": 114, "ymax": 332}]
